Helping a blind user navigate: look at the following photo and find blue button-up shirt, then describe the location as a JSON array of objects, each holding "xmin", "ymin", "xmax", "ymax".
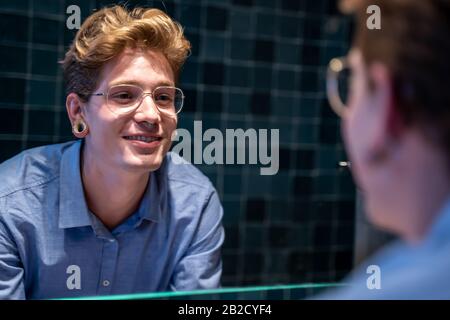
[
  {"xmin": 318, "ymin": 196, "xmax": 450, "ymax": 299},
  {"xmin": 0, "ymin": 140, "xmax": 225, "ymax": 299}
]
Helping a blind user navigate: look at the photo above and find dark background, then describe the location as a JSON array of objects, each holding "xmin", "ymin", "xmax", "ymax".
[{"xmin": 0, "ymin": 0, "xmax": 356, "ymax": 288}]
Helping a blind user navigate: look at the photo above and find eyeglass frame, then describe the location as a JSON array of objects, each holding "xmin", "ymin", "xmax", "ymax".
[
  {"xmin": 87, "ymin": 84, "xmax": 185, "ymax": 115},
  {"xmin": 327, "ymin": 57, "xmax": 353, "ymax": 170},
  {"xmin": 326, "ymin": 56, "xmax": 349, "ymax": 118}
]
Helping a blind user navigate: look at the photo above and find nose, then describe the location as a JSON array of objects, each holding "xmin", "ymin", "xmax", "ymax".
[{"xmin": 134, "ymin": 93, "xmax": 161, "ymax": 123}]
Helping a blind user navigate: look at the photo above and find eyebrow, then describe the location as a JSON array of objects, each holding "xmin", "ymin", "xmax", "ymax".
[{"xmin": 108, "ymin": 79, "xmax": 175, "ymax": 88}]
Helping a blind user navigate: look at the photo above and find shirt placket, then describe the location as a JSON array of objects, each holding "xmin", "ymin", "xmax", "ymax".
[{"xmin": 97, "ymin": 235, "xmax": 119, "ymax": 295}]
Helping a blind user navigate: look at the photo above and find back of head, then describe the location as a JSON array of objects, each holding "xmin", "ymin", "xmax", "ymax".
[{"xmin": 342, "ymin": 0, "xmax": 450, "ymax": 163}]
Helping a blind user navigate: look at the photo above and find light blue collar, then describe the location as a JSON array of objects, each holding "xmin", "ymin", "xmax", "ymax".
[{"xmin": 58, "ymin": 140, "xmax": 163, "ymax": 229}]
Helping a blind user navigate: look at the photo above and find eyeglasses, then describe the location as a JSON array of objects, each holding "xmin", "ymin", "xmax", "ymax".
[
  {"xmin": 327, "ymin": 57, "xmax": 353, "ymax": 170},
  {"xmin": 89, "ymin": 84, "xmax": 185, "ymax": 115},
  {"xmin": 326, "ymin": 56, "xmax": 351, "ymax": 117}
]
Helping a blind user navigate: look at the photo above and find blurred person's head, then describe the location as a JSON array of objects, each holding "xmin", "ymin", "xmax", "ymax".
[
  {"xmin": 61, "ymin": 5, "xmax": 190, "ymax": 173},
  {"xmin": 335, "ymin": 0, "xmax": 450, "ymax": 241}
]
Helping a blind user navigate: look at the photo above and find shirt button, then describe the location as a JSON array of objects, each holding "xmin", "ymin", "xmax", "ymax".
[{"xmin": 102, "ymin": 280, "xmax": 110, "ymax": 287}]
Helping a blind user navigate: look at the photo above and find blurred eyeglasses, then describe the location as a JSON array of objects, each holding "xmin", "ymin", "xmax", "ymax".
[
  {"xmin": 327, "ymin": 57, "xmax": 353, "ymax": 170},
  {"xmin": 326, "ymin": 56, "xmax": 351, "ymax": 117},
  {"xmin": 89, "ymin": 84, "xmax": 185, "ymax": 115}
]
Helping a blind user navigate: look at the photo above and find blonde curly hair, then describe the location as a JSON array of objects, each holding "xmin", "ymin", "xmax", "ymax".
[{"xmin": 61, "ymin": 5, "xmax": 191, "ymax": 101}]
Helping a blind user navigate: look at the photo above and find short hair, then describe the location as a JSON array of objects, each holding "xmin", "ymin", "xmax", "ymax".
[
  {"xmin": 61, "ymin": 5, "xmax": 191, "ymax": 101},
  {"xmin": 342, "ymin": 0, "xmax": 450, "ymax": 160}
]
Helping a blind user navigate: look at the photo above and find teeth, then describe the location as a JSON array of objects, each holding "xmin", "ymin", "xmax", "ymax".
[{"xmin": 124, "ymin": 136, "xmax": 159, "ymax": 143}]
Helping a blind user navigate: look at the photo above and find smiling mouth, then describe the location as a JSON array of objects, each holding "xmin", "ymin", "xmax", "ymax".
[{"xmin": 123, "ymin": 135, "xmax": 162, "ymax": 143}]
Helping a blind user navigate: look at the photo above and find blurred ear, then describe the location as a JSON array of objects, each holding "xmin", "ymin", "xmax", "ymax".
[
  {"xmin": 65, "ymin": 93, "xmax": 86, "ymax": 126},
  {"xmin": 368, "ymin": 62, "xmax": 405, "ymax": 149}
]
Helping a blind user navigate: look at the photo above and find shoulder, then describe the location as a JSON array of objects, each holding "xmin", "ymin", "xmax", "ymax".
[
  {"xmin": 158, "ymin": 152, "xmax": 222, "ymax": 224},
  {"xmin": 0, "ymin": 141, "xmax": 76, "ymax": 198},
  {"xmin": 163, "ymin": 152, "xmax": 215, "ymax": 194},
  {"xmin": 320, "ymin": 240, "xmax": 450, "ymax": 299},
  {"xmin": 159, "ymin": 153, "xmax": 224, "ymax": 251}
]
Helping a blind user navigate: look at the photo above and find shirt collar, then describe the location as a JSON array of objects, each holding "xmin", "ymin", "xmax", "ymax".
[
  {"xmin": 425, "ymin": 195, "xmax": 450, "ymax": 245},
  {"xmin": 58, "ymin": 140, "xmax": 163, "ymax": 229},
  {"xmin": 136, "ymin": 169, "xmax": 162, "ymax": 223},
  {"xmin": 58, "ymin": 140, "xmax": 92, "ymax": 229}
]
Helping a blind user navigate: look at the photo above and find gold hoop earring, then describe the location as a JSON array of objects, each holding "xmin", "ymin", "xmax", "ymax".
[{"xmin": 72, "ymin": 119, "xmax": 88, "ymax": 138}]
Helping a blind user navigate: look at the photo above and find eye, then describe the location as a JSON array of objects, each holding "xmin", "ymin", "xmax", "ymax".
[
  {"xmin": 155, "ymin": 93, "xmax": 173, "ymax": 105},
  {"xmin": 112, "ymin": 92, "xmax": 132, "ymax": 99},
  {"xmin": 110, "ymin": 91, "xmax": 134, "ymax": 103}
]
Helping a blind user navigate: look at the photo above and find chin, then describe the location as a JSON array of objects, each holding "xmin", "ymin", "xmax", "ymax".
[
  {"xmin": 119, "ymin": 140, "xmax": 170, "ymax": 171},
  {"xmin": 120, "ymin": 151, "xmax": 165, "ymax": 172}
]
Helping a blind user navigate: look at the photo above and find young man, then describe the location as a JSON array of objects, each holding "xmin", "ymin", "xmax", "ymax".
[{"xmin": 0, "ymin": 5, "xmax": 224, "ymax": 299}]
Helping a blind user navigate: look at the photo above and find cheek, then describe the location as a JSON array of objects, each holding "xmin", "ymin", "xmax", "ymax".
[
  {"xmin": 163, "ymin": 116, "xmax": 178, "ymax": 138},
  {"xmin": 161, "ymin": 117, "xmax": 178, "ymax": 154},
  {"xmin": 87, "ymin": 108, "xmax": 125, "ymax": 145}
]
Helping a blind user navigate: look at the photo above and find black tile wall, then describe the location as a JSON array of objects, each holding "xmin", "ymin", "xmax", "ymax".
[
  {"xmin": 0, "ymin": 0, "xmax": 356, "ymax": 288},
  {"xmin": 206, "ymin": 6, "xmax": 228, "ymax": 31},
  {"xmin": 0, "ymin": 46, "xmax": 27, "ymax": 73},
  {"xmin": 254, "ymin": 40, "xmax": 274, "ymax": 62},
  {"xmin": 32, "ymin": 18, "xmax": 60, "ymax": 45},
  {"xmin": 246, "ymin": 198, "xmax": 267, "ymax": 222},
  {"xmin": 0, "ymin": 13, "xmax": 29, "ymax": 43},
  {"xmin": 0, "ymin": 78, "xmax": 26, "ymax": 105},
  {"xmin": 0, "ymin": 108, "xmax": 24, "ymax": 134}
]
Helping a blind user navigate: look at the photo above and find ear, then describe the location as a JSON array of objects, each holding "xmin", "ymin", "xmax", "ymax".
[
  {"xmin": 66, "ymin": 93, "xmax": 90, "ymax": 138},
  {"xmin": 368, "ymin": 63, "xmax": 405, "ymax": 148},
  {"xmin": 66, "ymin": 93, "xmax": 86, "ymax": 126}
]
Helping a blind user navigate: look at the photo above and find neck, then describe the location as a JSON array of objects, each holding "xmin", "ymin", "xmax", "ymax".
[
  {"xmin": 80, "ymin": 148, "xmax": 149, "ymax": 230},
  {"xmin": 392, "ymin": 140, "xmax": 450, "ymax": 244},
  {"xmin": 401, "ymin": 173, "xmax": 450, "ymax": 245}
]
